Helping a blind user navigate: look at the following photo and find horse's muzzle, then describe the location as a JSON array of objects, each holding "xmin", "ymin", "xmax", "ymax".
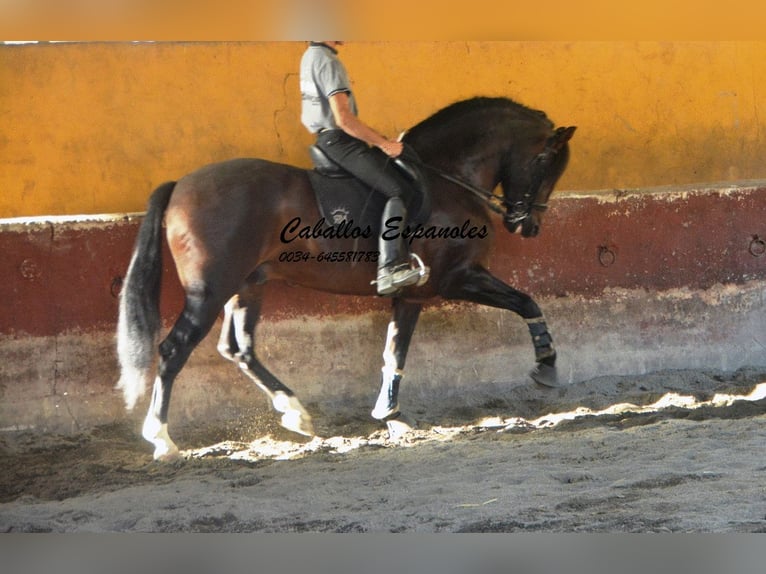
[
  {"xmin": 521, "ymin": 216, "xmax": 541, "ymax": 238},
  {"xmin": 504, "ymin": 214, "xmax": 541, "ymax": 237},
  {"xmin": 503, "ymin": 217, "xmax": 520, "ymax": 234}
]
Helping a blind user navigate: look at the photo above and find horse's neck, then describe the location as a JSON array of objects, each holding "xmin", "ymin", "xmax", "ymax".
[{"xmin": 413, "ymin": 136, "xmax": 505, "ymax": 194}]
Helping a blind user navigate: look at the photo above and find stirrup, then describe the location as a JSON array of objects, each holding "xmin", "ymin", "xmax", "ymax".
[
  {"xmin": 408, "ymin": 253, "xmax": 430, "ymax": 287},
  {"xmin": 372, "ymin": 253, "xmax": 430, "ymax": 296}
]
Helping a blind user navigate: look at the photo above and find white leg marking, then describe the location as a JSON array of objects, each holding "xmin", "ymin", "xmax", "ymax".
[
  {"xmin": 381, "ymin": 321, "xmax": 399, "ymax": 380},
  {"xmin": 372, "ymin": 321, "xmax": 403, "ymax": 420},
  {"xmin": 142, "ymin": 413, "xmax": 180, "ymax": 461},
  {"xmin": 141, "ymin": 377, "xmax": 180, "ymax": 461},
  {"xmin": 273, "ymin": 391, "xmax": 314, "ymax": 437},
  {"xmin": 216, "ymin": 300, "xmax": 236, "ymax": 359}
]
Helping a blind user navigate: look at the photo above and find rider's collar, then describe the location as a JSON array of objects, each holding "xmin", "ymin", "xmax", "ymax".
[{"xmin": 310, "ymin": 42, "xmax": 338, "ymax": 55}]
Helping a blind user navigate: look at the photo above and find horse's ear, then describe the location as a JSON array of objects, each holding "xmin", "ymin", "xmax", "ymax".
[
  {"xmin": 560, "ymin": 126, "xmax": 576, "ymax": 141},
  {"xmin": 549, "ymin": 126, "xmax": 576, "ymax": 151}
]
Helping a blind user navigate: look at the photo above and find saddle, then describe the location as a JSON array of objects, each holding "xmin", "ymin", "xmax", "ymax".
[{"xmin": 306, "ymin": 145, "xmax": 431, "ymax": 234}]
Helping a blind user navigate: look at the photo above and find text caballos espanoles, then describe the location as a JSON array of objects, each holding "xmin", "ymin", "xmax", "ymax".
[{"xmin": 280, "ymin": 217, "xmax": 488, "ymax": 244}]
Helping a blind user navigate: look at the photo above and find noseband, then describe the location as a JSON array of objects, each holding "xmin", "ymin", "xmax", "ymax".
[
  {"xmin": 413, "ymin": 145, "xmax": 555, "ymax": 226},
  {"xmin": 504, "ymin": 198, "xmax": 548, "ymax": 226}
]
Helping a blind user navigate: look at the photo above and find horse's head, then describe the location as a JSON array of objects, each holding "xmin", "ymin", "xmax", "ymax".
[
  {"xmin": 502, "ymin": 125, "xmax": 576, "ymax": 238},
  {"xmin": 403, "ymin": 97, "xmax": 576, "ymax": 238}
]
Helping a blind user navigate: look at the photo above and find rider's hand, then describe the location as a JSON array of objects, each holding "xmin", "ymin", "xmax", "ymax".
[{"xmin": 379, "ymin": 140, "xmax": 404, "ymax": 158}]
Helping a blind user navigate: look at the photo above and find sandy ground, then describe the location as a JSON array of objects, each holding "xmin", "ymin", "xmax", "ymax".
[{"xmin": 2, "ymin": 366, "xmax": 766, "ymax": 533}]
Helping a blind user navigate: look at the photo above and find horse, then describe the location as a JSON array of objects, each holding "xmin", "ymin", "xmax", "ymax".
[{"xmin": 116, "ymin": 96, "xmax": 576, "ymax": 460}]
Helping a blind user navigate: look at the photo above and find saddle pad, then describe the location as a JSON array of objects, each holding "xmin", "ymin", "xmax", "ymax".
[
  {"xmin": 307, "ymin": 170, "xmax": 386, "ymax": 234},
  {"xmin": 306, "ymin": 170, "xmax": 430, "ymax": 236}
]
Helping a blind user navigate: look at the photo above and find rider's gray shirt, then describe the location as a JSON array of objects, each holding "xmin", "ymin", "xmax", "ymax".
[{"xmin": 300, "ymin": 43, "xmax": 358, "ymax": 134}]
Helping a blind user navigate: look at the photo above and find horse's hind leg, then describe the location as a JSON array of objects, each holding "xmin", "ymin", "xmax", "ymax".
[
  {"xmin": 143, "ymin": 287, "xmax": 225, "ymax": 460},
  {"xmin": 216, "ymin": 296, "xmax": 239, "ymax": 362},
  {"xmin": 217, "ymin": 286, "xmax": 314, "ymax": 437},
  {"xmin": 371, "ymin": 299, "xmax": 422, "ymax": 436}
]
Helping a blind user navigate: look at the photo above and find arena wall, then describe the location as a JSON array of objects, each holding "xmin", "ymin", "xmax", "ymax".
[
  {"xmin": 3, "ymin": 42, "xmax": 766, "ymax": 217},
  {"xmin": 2, "ymin": 183, "xmax": 766, "ymax": 435}
]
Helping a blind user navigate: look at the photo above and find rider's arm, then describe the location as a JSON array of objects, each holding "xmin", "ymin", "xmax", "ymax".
[{"xmin": 329, "ymin": 92, "xmax": 403, "ymax": 158}]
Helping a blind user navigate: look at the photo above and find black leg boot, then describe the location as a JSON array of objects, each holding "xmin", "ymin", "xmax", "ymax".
[{"xmin": 376, "ymin": 197, "xmax": 429, "ymax": 296}]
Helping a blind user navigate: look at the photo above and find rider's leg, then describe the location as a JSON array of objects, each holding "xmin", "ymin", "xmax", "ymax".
[
  {"xmin": 376, "ymin": 196, "xmax": 425, "ymax": 295},
  {"xmin": 315, "ymin": 131, "xmax": 429, "ymax": 296}
]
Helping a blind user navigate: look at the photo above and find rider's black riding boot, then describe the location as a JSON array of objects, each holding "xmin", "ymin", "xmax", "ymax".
[{"xmin": 376, "ymin": 197, "xmax": 429, "ymax": 296}]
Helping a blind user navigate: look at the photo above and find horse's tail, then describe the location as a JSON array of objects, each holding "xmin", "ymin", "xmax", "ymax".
[{"xmin": 116, "ymin": 181, "xmax": 176, "ymax": 411}]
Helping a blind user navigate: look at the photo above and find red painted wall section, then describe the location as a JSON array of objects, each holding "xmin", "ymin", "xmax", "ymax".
[
  {"xmin": 493, "ymin": 184, "xmax": 766, "ymax": 296},
  {"xmin": 2, "ymin": 183, "xmax": 766, "ymax": 337}
]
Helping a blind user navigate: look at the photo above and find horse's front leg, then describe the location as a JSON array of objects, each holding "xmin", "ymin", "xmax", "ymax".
[
  {"xmin": 442, "ymin": 264, "xmax": 558, "ymax": 387},
  {"xmin": 371, "ymin": 299, "xmax": 422, "ymax": 436}
]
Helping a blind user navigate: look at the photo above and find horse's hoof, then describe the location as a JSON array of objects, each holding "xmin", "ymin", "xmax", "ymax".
[
  {"xmin": 386, "ymin": 413, "xmax": 416, "ymax": 441},
  {"xmin": 530, "ymin": 362, "xmax": 561, "ymax": 388},
  {"xmin": 153, "ymin": 444, "xmax": 182, "ymax": 462},
  {"xmin": 281, "ymin": 410, "xmax": 315, "ymax": 437},
  {"xmin": 273, "ymin": 392, "xmax": 315, "ymax": 436},
  {"xmin": 154, "ymin": 440, "xmax": 183, "ymax": 462},
  {"xmin": 143, "ymin": 417, "xmax": 181, "ymax": 461}
]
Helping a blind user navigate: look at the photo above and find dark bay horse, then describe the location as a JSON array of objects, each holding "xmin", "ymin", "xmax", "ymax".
[{"xmin": 116, "ymin": 96, "xmax": 575, "ymax": 460}]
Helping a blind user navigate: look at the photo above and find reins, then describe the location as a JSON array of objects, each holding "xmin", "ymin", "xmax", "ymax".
[
  {"xmin": 401, "ymin": 156, "xmax": 549, "ymax": 224},
  {"xmin": 415, "ymin": 162, "xmax": 508, "ymax": 216}
]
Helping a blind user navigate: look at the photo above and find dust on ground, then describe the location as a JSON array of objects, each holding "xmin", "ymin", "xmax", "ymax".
[{"xmin": 2, "ymin": 367, "xmax": 766, "ymax": 533}]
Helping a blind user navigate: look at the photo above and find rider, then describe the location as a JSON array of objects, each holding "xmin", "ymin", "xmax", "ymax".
[{"xmin": 299, "ymin": 41, "xmax": 428, "ymax": 296}]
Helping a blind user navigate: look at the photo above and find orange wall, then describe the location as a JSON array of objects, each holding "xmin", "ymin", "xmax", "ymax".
[{"xmin": 3, "ymin": 41, "xmax": 766, "ymax": 217}]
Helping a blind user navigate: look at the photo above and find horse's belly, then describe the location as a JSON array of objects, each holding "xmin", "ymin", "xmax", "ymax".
[{"xmin": 269, "ymin": 255, "xmax": 380, "ymax": 296}]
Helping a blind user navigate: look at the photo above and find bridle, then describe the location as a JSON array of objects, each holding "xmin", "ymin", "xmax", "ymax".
[
  {"xmin": 505, "ymin": 146, "xmax": 558, "ymax": 225},
  {"xmin": 404, "ymin": 144, "xmax": 557, "ymax": 227}
]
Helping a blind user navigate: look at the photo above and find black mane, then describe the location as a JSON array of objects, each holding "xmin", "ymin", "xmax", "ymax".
[
  {"xmin": 403, "ymin": 97, "xmax": 554, "ymax": 163},
  {"xmin": 406, "ymin": 97, "xmax": 552, "ymax": 139}
]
